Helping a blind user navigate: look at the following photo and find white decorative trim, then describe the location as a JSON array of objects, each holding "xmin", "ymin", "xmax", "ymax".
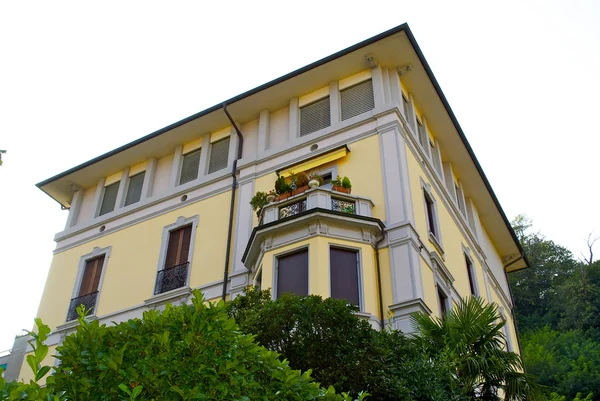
[{"xmin": 68, "ymin": 245, "xmax": 111, "ymax": 321}]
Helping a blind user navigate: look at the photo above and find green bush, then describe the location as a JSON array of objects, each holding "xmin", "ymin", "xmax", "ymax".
[
  {"xmin": 227, "ymin": 288, "xmax": 466, "ymax": 401},
  {"xmin": 49, "ymin": 291, "xmax": 366, "ymax": 400},
  {"xmin": 275, "ymin": 175, "xmax": 292, "ymax": 195},
  {"xmin": 250, "ymin": 191, "xmax": 268, "ymax": 217}
]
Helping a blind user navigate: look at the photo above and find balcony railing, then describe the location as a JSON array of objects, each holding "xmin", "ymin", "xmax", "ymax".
[
  {"xmin": 67, "ymin": 291, "xmax": 98, "ymax": 321},
  {"xmin": 261, "ymin": 187, "xmax": 373, "ymax": 225},
  {"xmin": 154, "ymin": 262, "xmax": 189, "ymax": 295}
]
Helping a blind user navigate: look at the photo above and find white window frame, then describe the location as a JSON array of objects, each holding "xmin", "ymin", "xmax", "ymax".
[
  {"xmin": 328, "ymin": 243, "xmax": 365, "ymax": 312},
  {"xmin": 421, "ymin": 179, "xmax": 443, "ymax": 252},
  {"xmin": 463, "ymin": 245, "xmax": 480, "ymax": 297},
  {"xmin": 154, "ymin": 215, "xmax": 199, "ymax": 296},
  {"xmin": 69, "ymin": 246, "xmax": 112, "ymax": 320}
]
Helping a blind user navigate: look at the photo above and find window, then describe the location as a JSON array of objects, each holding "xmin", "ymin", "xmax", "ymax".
[
  {"xmin": 340, "ymin": 79, "xmax": 374, "ymax": 121},
  {"xmin": 155, "ymin": 225, "xmax": 192, "ymax": 294},
  {"xmin": 99, "ymin": 181, "xmax": 119, "ymax": 216},
  {"xmin": 124, "ymin": 172, "xmax": 145, "ymax": 206},
  {"xmin": 402, "ymin": 93, "xmax": 410, "ymax": 123},
  {"xmin": 276, "ymin": 249, "xmax": 308, "ymax": 297},
  {"xmin": 330, "ymin": 248, "xmax": 360, "ymax": 307},
  {"xmin": 321, "ymin": 172, "xmax": 333, "ymax": 189},
  {"xmin": 465, "ymin": 254, "xmax": 477, "ymax": 295},
  {"xmin": 300, "ymin": 97, "xmax": 330, "ymax": 136},
  {"xmin": 416, "ymin": 118, "xmax": 427, "ymax": 149},
  {"xmin": 437, "ymin": 287, "xmax": 448, "ymax": 316},
  {"xmin": 68, "ymin": 255, "xmax": 105, "ymax": 321},
  {"xmin": 455, "ymin": 182, "xmax": 466, "ymax": 214},
  {"xmin": 430, "ymin": 141, "xmax": 443, "ymax": 176},
  {"xmin": 179, "ymin": 148, "xmax": 201, "ymax": 185},
  {"xmin": 423, "ymin": 189, "xmax": 437, "ymax": 237},
  {"xmin": 208, "ymin": 137, "xmax": 230, "ymax": 174}
]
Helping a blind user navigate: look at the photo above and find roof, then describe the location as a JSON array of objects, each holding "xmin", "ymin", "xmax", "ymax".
[{"xmin": 36, "ymin": 23, "xmax": 528, "ymax": 270}]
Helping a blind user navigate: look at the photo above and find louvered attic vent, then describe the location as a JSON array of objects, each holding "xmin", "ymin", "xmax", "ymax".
[
  {"xmin": 300, "ymin": 97, "xmax": 330, "ymax": 136},
  {"xmin": 340, "ymin": 79, "xmax": 374, "ymax": 121},
  {"xmin": 208, "ymin": 137, "xmax": 230, "ymax": 174},
  {"xmin": 179, "ymin": 149, "xmax": 201, "ymax": 185}
]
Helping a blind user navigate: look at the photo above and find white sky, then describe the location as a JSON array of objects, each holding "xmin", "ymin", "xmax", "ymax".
[{"xmin": 1, "ymin": 0, "xmax": 599, "ymax": 351}]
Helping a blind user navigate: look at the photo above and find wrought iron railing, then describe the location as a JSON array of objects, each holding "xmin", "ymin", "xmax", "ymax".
[
  {"xmin": 67, "ymin": 291, "xmax": 98, "ymax": 321},
  {"xmin": 331, "ymin": 197, "xmax": 356, "ymax": 214},
  {"xmin": 154, "ymin": 262, "xmax": 189, "ymax": 295},
  {"xmin": 279, "ymin": 199, "xmax": 307, "ymax": 219}
]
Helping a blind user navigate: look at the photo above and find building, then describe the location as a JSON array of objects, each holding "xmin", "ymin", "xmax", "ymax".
[{"xmin": 20, "ymin": 23, "xmax": 527, "ymax": 381}]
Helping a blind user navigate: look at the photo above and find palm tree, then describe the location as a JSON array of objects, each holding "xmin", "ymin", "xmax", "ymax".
[{"xmin": 411, "ymin": 296, "xmax": 542, "ymax": 401}]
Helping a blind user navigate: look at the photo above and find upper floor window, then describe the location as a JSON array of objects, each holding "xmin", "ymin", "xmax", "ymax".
[
  {"xmin": 330, "ymin": 247, "xmax": 360, "ymax": 307},
  {"xmin": 68, "ymin": 254, "xmax": 106, "ymax": 321},
  {"xmin": 423, "ymin": 189, "xmax": 438, "ymax": 238},
  {"xmin": 99, "ymin": 181, "xmax": 119, "ymax": 216},
  {"xmin": 340, "ymin": 79, "xmax": 374, "ymax": 121},
  {"xmin": 208, "ymin": 137, "xmax": 230, "ymax": 174},
  {"xmin": 402, "ymin": 93, "xmax": 410, "ymax": 123},
  {"xmin": 276, "ymin": 249, "xmax": 308, "ymax": 298},
  {"xmin": 179, "ymin": 148, "xmax": 201, "ymax": 185},
  {"xmin": 437, "ymin": 287, "xmax": 449, "ymax": 316},
  {"xmin": 124, "ymin": 172, "xmax": 145, "ymax": 206},
  {"xmin": 155, "ymin": 224, "xmax": 192, "ymax": 294},
  {"xmin": 300, "ymin": 97, "xmax": 330, "ymax": 137},
  {"xmin": 455, "ymin": 182, "xmax": 466, "ymax": 215},
  {"xmin": 465, "ymin": 254, "xmax": 477, "ymax": 296},
  {"xmin": 416, "ymin": 118, "xmax": 427, "ymax": 149}
]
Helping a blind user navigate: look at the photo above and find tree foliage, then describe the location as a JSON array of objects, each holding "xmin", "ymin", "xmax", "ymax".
[{"xmin": 411, "ymin": 296, "xmax": 541, "ymax": 401}]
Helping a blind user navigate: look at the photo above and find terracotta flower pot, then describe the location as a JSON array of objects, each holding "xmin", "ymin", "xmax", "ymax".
[
  {"xmin": 332, "ymin": 185, "xmax": 351, "ymax": 194},
  {"xmin": 275, "ymin": 193, "xmax": 291, "ymax": 201},
  {"xmin": 292, "ymin": 185, "xmax": 308, "ymax": 196}
]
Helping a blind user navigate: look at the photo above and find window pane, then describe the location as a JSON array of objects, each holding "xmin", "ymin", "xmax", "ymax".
[
  {"xmin": 208, "ymin": 137, "xmax": 230, "ymax": 174},
  {"xmin": 124, "ymin": 172, "xmax": 145, "ymax": 206},
  {"xmin": 179, "ymin": 149, "xmax": 201, "ymax": 185},
  {"xmin": 300, "ymin": 97, "xmax": 330, "ymax": 136},
  {"xmin": 340, "ymin": 80, "xmax": 374, "ymax": 120},
  {"xmin": 277, "ymin": 249, "xmax": 308, "ymax": 297},
  {"xmin": 99, "ymin": 182, "xmax": 119, "ymax": 216},
  {"xmin": 330, "ymin": 248, "xmax": 360, "ymax": 306},
  {"xmin": 466, "ymin": 255, "xmax": 476, "ymax": 295},
  {"xmin": 438, "ymin": 288, "xmax": 448, "ymax": 316},
  {"xmin": 424, "ymin": 191, "xmax": 436, "ymax": 236}
]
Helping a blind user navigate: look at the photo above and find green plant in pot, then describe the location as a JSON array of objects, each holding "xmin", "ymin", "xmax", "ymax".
[
  {"xmin": 292, "ymin": 172, "xmax": 310, "ymax": 195},
  {"xmin": 332, "ymin": 176, "xmax": 352, "ymax": 194},
  {"xmin": 308, "ymin": 172, "xmax": 324, "ymax": 188},
  {"xmin": 274, "ymin": 176, "xmax": 292, "ymax": 200},
  {"xmin": 250, "ymin": 191, "xmax": 268, "ymax": 218}
]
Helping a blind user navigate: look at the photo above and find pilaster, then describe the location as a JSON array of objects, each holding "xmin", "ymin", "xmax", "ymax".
[
  {"xmin": 92, "ymin": 177, "xmax": 106, "ymax": 218},
  {"xmin": 329, "ymin": 81, "xmax": 340, "ymax": 125},
  {"xmin": 371, "ymin": 66, "xmax": 385, "ymax": 109},
  {"xmin": 227, "ymin": 126, "xmax": 239, "ymax": 169},
  {"xmin": 257, "ymin": 109, "xmax": 270, "ymax": 154},
  {"xmin": 389, "ymin": 69, "xmax": 403, "ymax": 106},
  {"xmin": 168, "ymin": 145, "xmax": 183, "ymax": 188},
  {"xmin": 289, "ymin": 97, "xmax": 299, "ymax": 142},
  {"xmin": 381, "ymin": 68, "xmax": 391, "ymax": 104},
  {"xmin": 230, "ymin": 178, "xmax": 255, "ymax": 298},
  {"xmin": 115, "ymin": 167, "xmax": 130, "ymax": 209},
  {"xmin": 443, "ymin": 161, "xmax": 457, "ymax": 199},
  {"xmin": 198, "ymin": 135, "xmax": 210, "ymax": 177},
  {"xmin": 65, "ymin": 188, "xmax": 84, "ymax": 229},
  {"xmin": 141, "ymin": 158, "xmax": 157, "ymax": 199}
]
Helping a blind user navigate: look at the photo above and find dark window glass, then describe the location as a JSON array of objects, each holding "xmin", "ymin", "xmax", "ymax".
[
  {"xmin": 424, "ymin": 190, "xmax": 436, "ymax": 237},
  {"xmin": 438, "ymin": 287, "xmax": 448, "ymax": 316},
  {"xmin": 124, "ymin": 172, "xmax": 145, "ymax": 206},
  {"xmin": 466, "ymin": 255, "xmax": 476, "ymax": 295},
  {"xmin": 330, "ymin": 248, "xmax": 360, "ymax": 306},
  {"xmin": 276, "ymin": 249, "xmax": 308, "ymax": 297},
  {"xmin": 99, "ymin": 181, "xmax": 119, "ymax": 216}
]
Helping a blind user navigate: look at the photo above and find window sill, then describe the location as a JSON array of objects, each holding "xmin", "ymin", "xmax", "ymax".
[
  {"xmin": 56, "ymin": 314, "xmax": 97, "ymax": 333},
  {"xmin": 429, "ymin": 232, "xmax": 444, "ymax": 258},
  {"xmin": 144, "ymin": 286, "xmax": 192, "ymax": 308}
]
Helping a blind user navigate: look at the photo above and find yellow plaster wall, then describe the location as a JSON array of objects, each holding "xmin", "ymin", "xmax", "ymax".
[
  {"xmin": 19, "ymin": 345, "xmax": 57, "ymax": 384},
  {"xmin": 37, "ymin": 191, "xmax": 233, "ymax": 332},
  {"xmin": 489, "ymin": 284, "xmax": 520, "ymax": 354},
  {"xmin": 420, "ymin": 259, "xmax": 438, "ymax": 317},
  {"xmin": 259, "ymin": 237, "xmax": 380, "ymax": 318}
]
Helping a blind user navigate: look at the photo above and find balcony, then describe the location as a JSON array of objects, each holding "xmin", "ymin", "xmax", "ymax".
[
  {"xmin": 261, "ymin": 187, "xmax": 373, "ymax": 224},
  {"xmin": 154, "ymin": 262, "xmax": 189, "ymax": 295},
  {"xmin": 67, "ymin": 291, "xmax": 98, "ymax": 321}
]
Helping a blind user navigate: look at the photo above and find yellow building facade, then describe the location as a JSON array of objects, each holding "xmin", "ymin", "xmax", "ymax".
[{"xmin": 20, "ymin": 24, "xmax": 527, "ymax": 381}]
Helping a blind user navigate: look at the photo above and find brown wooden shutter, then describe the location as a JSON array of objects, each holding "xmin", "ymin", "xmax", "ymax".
[
  {"xmin": 329, "ymin": 248, "xmax": 360, "ymax": 306},
  {"xmin": 79, "ymin": 255, "xmax": 105, "ymax": 296},
  {"xmin": 165, "ymin": 225, "xmax": 193, "ymax": 268},
  {"xmin": 276, "ymin": 249, "xmax": 308, "ymax": 297}
]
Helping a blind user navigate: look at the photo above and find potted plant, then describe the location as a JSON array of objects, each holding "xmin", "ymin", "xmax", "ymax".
[
  {"xmin": 308, "ymin": 172, "xmax": 323, "ymax": 188},
  {"xmin": 250, "ymin": 191, "xmax": 268, "ymax": 218},
  {"xmin": 292, "ymin": 172, "xmax": 310, "ymax": 196},
  {"xmin": 332, "ymin": 175, "xmax": 352, "ymax": 194},
  {"xmin": 274, "ymin": 176, "xmax": 292, "ymax": 201},
  {"xmin": 266, "ymin": 190, "xmax": 276, "ymax": 203}
]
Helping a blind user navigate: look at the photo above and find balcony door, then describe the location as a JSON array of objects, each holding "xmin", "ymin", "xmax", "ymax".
[
  {"xmin": 155, "ymin": 225, "xmax": 192, "ymax": 294},
  {"xmin": 79, "ymin": 255, "xmax": 105, "ymax": 296}
]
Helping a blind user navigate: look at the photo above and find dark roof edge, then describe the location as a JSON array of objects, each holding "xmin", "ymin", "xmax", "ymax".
[
  {"xmin": 401, "ymin": 28, "xmax": 528, "ymax": 268},
  {"xmin": 36, "ymin": 23, "xmax": 410, "ymax": 188}
]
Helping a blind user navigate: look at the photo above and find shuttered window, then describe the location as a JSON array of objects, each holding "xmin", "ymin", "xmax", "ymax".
[
  {"xmin": 424, "ymin": 190, "xmax": 437, "ymax": 237},
  {"xmin": 79, "ymin": 255, "xmax": 105, "ymax": 296},
  {"xmin": 208, "ymin": 137, "xmax": 230, "ymax": 174},
  {"xmin": 300, "ymin": 97, "xmax": 330, "ymax": 136},
  {"xmin": 179, "ymin": 149, "xmax": 201, "ymax": 185},
  {"xmin": 165, "ymin": 225, "xmax": 193, "ymax": 268},
  {"xmin": 276, "ymin": 249, "xmax": 308, "ymax": 297},
  {"xmin": 99, "ymin": 182, "xmax": 119, "ymax": 216},
  {"xmin": 124, "ymin": 172, "xmax": 145, "ymax": 206},
  {"xmin": 330, "ymin": 248, "xmax": 360, "ymax": 306},
  {"xmin": 437, "ymin": 287, "xmax": 448, "ymax": 316},
  {"xmin": 340, "ymin": 79, "xmax": 374, "ymax": 121}
]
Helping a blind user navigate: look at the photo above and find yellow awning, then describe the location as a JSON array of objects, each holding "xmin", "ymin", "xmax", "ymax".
[{"xmin": 278, "ymin": 146, "xmax": 349, "ymax": 178}]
